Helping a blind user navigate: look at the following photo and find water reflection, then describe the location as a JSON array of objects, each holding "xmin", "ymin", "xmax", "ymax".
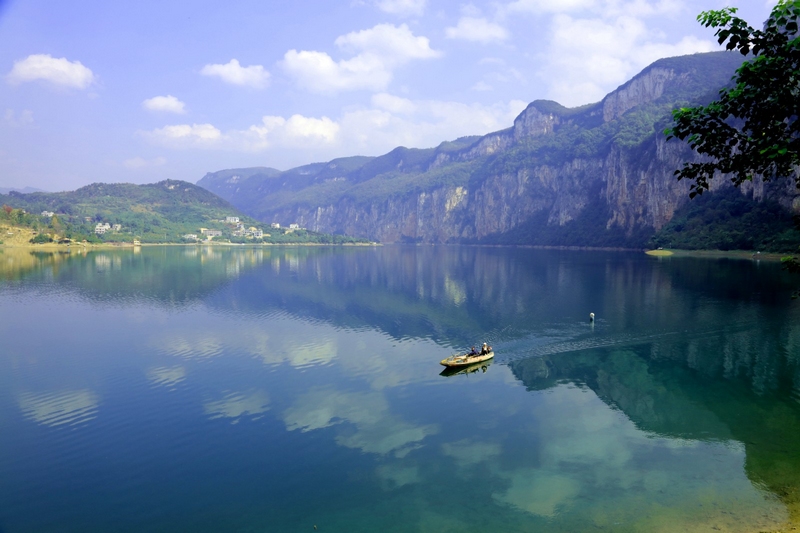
[
  {"xmin": 1, "ymin": 245, "xmax": 800, "ymax": 532},
  {"xmin": 146, "ymin": 366, "xmax": 187, "ymax": 389},
  {"xmin": 0, "ymin": 246, "xmax": 271, "ymax": 306},
  {"xmin": 510, "ymin": 345, "xmax": 800, "ymax": 525},
  {"xmin": 283, "ymin": 388, "xmax": 439, "ymax": 456},
  {"xmin": 440, "ymin": 439, "xmax": 502, "ymax": 468},
  {"xmin": 376, "ymin": 463, "xmax": 421, "ymax": 490},
  {"xmin": 439, "ymin": 360, "xmax": 492, "ymax": 377},
  {"xmin": 204, "ymin": 390, "xmax": 270, "ymax": 422},
  {"xmin": 17, "ymin": 389, "xmax": 99, "ymax": 428}
]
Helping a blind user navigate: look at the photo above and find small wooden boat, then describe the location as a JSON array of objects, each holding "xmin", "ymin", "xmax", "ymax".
[
  {"xmin": 439, "ymin": 360, "xmax": 492, "ymax": 377},
  {"xmin": 440, "ymin": 351, "xmax": 494, "ymax": 368}
]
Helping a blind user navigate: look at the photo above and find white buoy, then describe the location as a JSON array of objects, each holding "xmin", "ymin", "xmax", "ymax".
[{"xmin": 589, "ymin": 312, "xmax": 595, "ymax": 322}]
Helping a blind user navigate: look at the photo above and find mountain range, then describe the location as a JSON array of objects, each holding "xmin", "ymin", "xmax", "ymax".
[
  {"xmin": 0, "ymin": 180, "xmax": 369, "ymax": 244},
  {"xmin": 0, "ymin": 186, "xmax": 45, "ymax": 195},
  {"xmin": 197, "ymin": 51, "xmax": 800, "ymax": 251}
]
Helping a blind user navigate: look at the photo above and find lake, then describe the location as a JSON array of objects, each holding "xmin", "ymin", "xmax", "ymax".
[{"xmin": 1, "ymin": 245, "xmax": 799, "ymax": 533}]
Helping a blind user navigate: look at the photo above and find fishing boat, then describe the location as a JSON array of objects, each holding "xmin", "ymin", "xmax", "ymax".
[
  {"xmin": 440, "ymin": 350, "xmax": 494, "ymax": 368},
  {"xmin": 439, "ymin": 360, "xmax": 492, "ymax": 377}
]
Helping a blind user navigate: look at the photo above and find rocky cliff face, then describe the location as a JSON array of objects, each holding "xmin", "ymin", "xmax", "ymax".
[
  {"xmin": 199, "ymin": 52, "xmax": 799, "ymax": 246},
  {"xmin": 274, "ymin": 137, "xmax": 689, "ymax": 243}
]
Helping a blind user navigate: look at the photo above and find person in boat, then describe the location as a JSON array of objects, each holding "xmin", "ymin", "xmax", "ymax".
[
  {"xmin": 480, "ymin": 343, "xmax": 492, "ymax": 355},
  {"xmin": 468, "ymin": 346, "xmax": 478, "ymax": 356}
]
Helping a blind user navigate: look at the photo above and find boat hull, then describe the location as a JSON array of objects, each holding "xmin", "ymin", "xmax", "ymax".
[
  {"xmin": 439, "ymin": 360, "xmax": 493, "ymax": 377},
  {"xmin": 440, "ymin": 351, "xmax": 494, "ymax": 367}
]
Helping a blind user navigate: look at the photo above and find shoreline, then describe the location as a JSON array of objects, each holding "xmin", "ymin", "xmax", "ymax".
[
  {"xmin": 0, "ymin": 241, "xmax": 794, "ymax": 259},
  {"xmin": 1, "ymin": 241, "xmax": 380, "ymax": 249},
  {"xmin": 644, "ymin": 248, "xmax": 789, "ymax": 261}
]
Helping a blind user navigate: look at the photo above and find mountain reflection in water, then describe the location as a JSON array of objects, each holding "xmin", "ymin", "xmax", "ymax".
[{"xmin": 0, "ymin": 245, "xmax": 799, "ymax": 532}]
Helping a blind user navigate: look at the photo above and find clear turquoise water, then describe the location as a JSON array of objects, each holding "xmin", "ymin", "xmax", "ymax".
[{"xmin": 1, "ymin": 245, "xmax": 799, "ymax": 532}]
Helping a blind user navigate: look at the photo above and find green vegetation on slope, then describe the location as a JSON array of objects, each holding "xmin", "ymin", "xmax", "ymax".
[
  {"xmin": 649, "ymin": 187, "xmax": 800, "ymax": 252},
  {"xmin": 476, "ymin": 183, "xmax": 655, "ymax": 248},
  {"xmin": 197, "ymin": 52, "xmax": 776, "ymax": 249},
  {"xmin": 0, "ymin": 180, "xmax": 369, "ymax": 245}
]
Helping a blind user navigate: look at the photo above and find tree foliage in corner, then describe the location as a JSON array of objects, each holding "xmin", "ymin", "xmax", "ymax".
[
  {"xmin": 666, "ymin": 1, "xmax": 800, "ymax": 198},
  {"xmin": 667, "ymin": 0, "xmax": 800, "ymax": 294}
]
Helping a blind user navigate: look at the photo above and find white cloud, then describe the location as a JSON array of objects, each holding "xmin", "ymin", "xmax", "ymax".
[
  {"xmin": 334, "ymin": 23, "xmax": 439, "ymax": 59},
  {"xmin": 316, "ymin": 97, "xmax": 526, "ymax": 154},
  {"xmin": 7, "ymin": 54, "xmax": 94, "ymax": 89},
  {"xmin": 245, "ymin": 114, "xmax": 340, "ymax": 150},
  {"xmin": 123, "ymin": 156, "xmax": 167, "ymax": 169},
  {"xmin": 142, "ymin": 95, "xmax": 186, "ymax": 114},
  {"xmin": 494, "ymin": 0, "xmax": 720, "ymax": 105},
  {"xmin": 4, "ymin": 109, "xmax": 34, "ymax": 127},
  {"xmin": 445, "ymin": 17, "xmax": 510, "ymax": 43},
  {"xmin": 144, "ymin": 115, "xmax": 339, "ymax": 152},
  {"xmin": 503, "ymin": 0, "xmax": 683, "ymax": 16},
  {"xmin": 282, "ymin": 24, "xmax": 440, "ymax": 93},
  {"xmin": 505, "ymin": 0, "xmax": 593, "ymax": 14},
  {"xmin": 371, "ymin": 93, "xmax": 416, "ymax": 114},
  {"xmin": 283, "ymin": 49, "xmax": 392, "ymax": 92},
  {"xmin": 200, "ymin": 59, "xmax": 270, "ymax": 88},
  {"xmin": 541, "ymin": 13, "xmax": 715, "ymax": 105},
  {"xmin": 145, "ymin": 123, "xmax": 222, "ymax": 147},
  {"xmin": 144, "ymin": 96, "xmax": 526, "ymax": 158},
  {"xmin": 375, "ymin": 0, "xmax": 426, "ymax": 16}
]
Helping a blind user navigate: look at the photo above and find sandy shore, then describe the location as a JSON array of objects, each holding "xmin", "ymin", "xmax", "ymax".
[{"xmin": 645, "ymin": 248, "xmax": 791, "ymax": 261}]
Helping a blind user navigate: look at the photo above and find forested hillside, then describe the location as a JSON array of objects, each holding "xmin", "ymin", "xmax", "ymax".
[
  {"xmin": 0, "ymin": 180, "xmax": 367, "ymax": 244},
  {"xmin": 198, "ymin": 51, "xmax": 800, "ymax": 251},
  {"xmin": 0, "ymin": 180, "xmax": 241, "ymax": 243}
]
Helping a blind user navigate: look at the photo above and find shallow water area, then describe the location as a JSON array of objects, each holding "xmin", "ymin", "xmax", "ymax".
[{"xmin": 1, "ymin": 245, "xmax": 799, "ymax": 532}]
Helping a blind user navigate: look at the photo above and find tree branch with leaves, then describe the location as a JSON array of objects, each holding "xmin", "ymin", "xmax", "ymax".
[
  {"xmin": 666, "ymin": 0, "xmax": 800, "ymax": 198},
  {"xmin": 666, "ymin": 1, "xmax": 800, "ymax": 294}
]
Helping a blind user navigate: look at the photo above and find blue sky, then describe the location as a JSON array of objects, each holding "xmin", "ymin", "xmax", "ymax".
[{"xmin": 0, "ymin": 0, "xmax": 775, "ymax": 191}]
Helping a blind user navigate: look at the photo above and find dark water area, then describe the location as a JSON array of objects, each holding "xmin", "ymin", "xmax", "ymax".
[{"xmin": 1, "ymin": 245, "xmax": 799, "ymax": 532}]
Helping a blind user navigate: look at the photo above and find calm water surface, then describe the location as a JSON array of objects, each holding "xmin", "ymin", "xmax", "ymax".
[{"xmin": 1, "ymin": 245, "xmax": 800, "ymax": 532}]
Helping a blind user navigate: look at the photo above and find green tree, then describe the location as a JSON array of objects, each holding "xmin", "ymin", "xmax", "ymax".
[
  {"xmin": 30, "ymin": 233, "xmax": 52, "ymax": 244},
  {"xmin": 50, "ymin": 214, "xmax": 63, "ymax": 233},
  {"xmin": 666, "ymin": 1, "xmax": 800, "ymax": 287},
  {"xmin": 666, "ymin": 1, "xmax": 800, "ymax": 197}
]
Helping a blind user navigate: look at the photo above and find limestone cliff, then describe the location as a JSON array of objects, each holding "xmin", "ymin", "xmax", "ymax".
[{"xmin": 198, "ymin": 51, "xmax": 799, "ymax": 247}]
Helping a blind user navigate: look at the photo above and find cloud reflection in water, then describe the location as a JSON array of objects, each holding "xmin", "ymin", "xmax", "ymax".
[
  {"xmin": 283, "ymin": 387, "xmax": 438, "ymax": 456},
  {"xmin": 147, "ymin": 366, "xmax": 187, "ymax": 389},
  {"xmin": 204, "ymin": 390, "xmax": 271, "ymax": 422},
  {"xmin": 17, "ymin": 389, "xmax": 100, "ymax": 428}
]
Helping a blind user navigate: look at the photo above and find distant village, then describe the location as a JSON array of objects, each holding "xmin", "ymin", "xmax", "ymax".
[
  {"xmin": 85, "ymin": 214, "xmax": 305, "ymax": 242},
  {"xmin": 183, "ymin": 216, "xmax": 305, "ymax": 242},
  {"xmin": 0, "ymin": 208, "xmax": 314, "ymax": 245}
]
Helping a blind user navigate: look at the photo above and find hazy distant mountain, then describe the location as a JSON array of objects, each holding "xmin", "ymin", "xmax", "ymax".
[
  {"xmin": 198, "ymin": 52, "xmax": 800, "ymax": 250},
  {"xmin": 0, "ymin": 186, "xmax": 45, "ymax": 195},
  {"xmin": 195, "ymin": 167, "xmax": 282, "ymax": 205}
]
